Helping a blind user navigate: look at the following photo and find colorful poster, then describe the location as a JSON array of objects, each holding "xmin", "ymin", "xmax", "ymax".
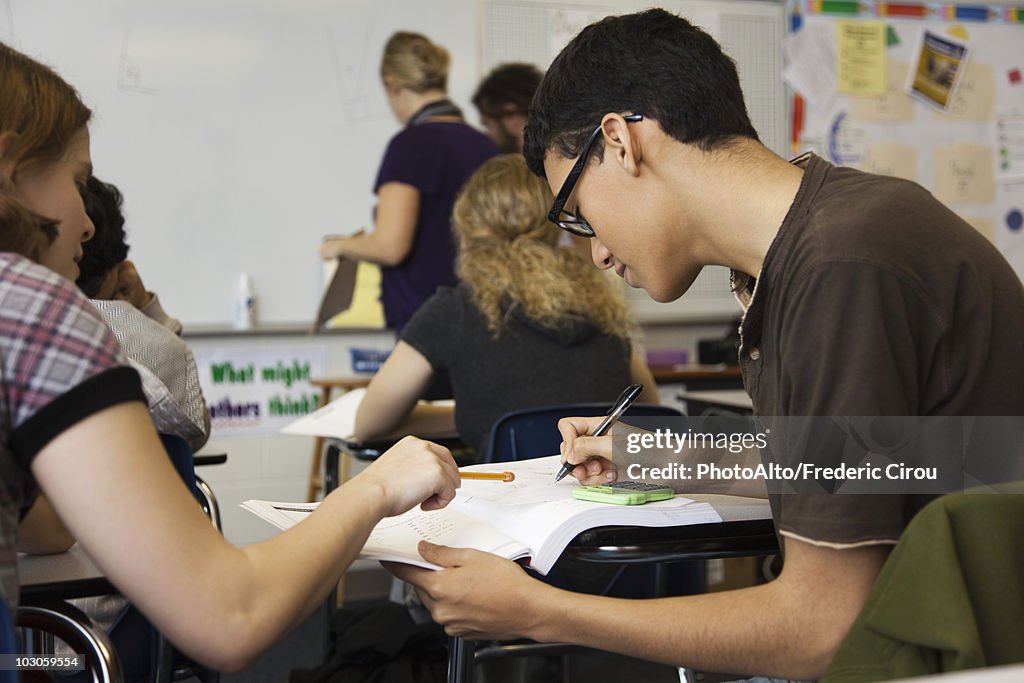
[
  {"xmin": 194, "ymin": 347, "xmax": 327, "ymax": 436},
  {"xmin": 907, "ymin": 29, "xmax": 970, "ymax": 110}
]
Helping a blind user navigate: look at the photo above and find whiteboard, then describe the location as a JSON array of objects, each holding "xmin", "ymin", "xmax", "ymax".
[
  {"xmin": 2, "ymin": 0, "xmax": 784, "ymax": 326},
  {"xmin": 482, "ymin": 0, "xmax": 787, "ymax": 323},
  {"xmin": 1, "ymin": 0, "xmax": 483, "ymax": 326}
]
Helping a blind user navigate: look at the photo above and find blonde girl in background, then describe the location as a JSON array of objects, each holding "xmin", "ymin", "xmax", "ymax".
[{"xmin": 355, "ymin": 154, "xmax": 658, "ymax": 456}]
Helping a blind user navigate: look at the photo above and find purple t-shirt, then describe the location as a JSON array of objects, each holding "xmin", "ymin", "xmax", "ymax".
[{"xmin": 374, "ymin": 121, "xmax": 499, "ymax": 330}]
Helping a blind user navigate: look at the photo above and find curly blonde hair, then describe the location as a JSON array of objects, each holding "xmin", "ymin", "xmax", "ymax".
[
  {"xmin": 454, "ymin": 154, "xmax": 634, "ymax": 340},
  {"xmin": 380, "ymin": 32, "xmax": 449, "ymax": 93}
]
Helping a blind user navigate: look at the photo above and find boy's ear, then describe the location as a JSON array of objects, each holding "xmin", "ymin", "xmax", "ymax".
[{"xmin": 600, "ymin": 113, "xmax": 642, "ymax": 177}]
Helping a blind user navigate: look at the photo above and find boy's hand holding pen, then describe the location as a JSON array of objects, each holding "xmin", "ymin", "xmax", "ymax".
[{"xmin": 553, "ymin": 384, "xmax": 643, "ymax": 485}]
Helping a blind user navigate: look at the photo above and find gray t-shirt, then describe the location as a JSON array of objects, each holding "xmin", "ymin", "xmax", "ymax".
[
  {"xmin": 90, "ymin": 299, "xmax": 209, "ymax": 452},
  {"xmin": 401, "ymin": 283, "xmax": 634, "ymax": 455}
]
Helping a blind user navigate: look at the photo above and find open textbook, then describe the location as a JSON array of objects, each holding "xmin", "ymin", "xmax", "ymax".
[{"xmin": 242, "ymin": 454, "xmax": 722, "ymax": 574}]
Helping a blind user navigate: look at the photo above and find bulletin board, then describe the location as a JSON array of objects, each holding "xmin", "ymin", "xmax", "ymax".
[
  {"xmin": 482, "ymin": 0, "xmax": 789, "ymax": 323},
  {"xmin": 785, "ymin": 1, "xmax": 1024, "ymax": 280}
]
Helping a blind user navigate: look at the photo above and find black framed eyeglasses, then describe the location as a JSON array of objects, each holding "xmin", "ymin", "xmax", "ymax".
[{"xmin": 548, "ymin": 113, "xmax": 644, "ymax": 237}]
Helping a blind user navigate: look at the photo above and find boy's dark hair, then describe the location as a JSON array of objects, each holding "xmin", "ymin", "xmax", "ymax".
[
  {"xmin": 472, "ymin": 63, "xmax": 544, "ymax": 118},
  {"xmin": 77, "ymin": 176, "xmax": 128, "ymax": 298},
  {"xmin": 523, "ymin": 9, "xmax": 758, "ymax": 177},
  {"xmin": 0, "ymin": 192, "xmax": 58, "ymax": 261}
]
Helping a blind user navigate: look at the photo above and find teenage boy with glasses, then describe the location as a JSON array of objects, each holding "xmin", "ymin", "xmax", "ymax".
[{"xmin": 391, "ymin": 8, "xmax": 1024, "ymax": 679}]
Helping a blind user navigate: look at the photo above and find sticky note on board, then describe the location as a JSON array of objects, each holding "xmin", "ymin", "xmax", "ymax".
[
  {"xmin": 851, "ymin": 62, "xmax": 915, "ymax": 122},
  {"xmin": 860, "ymin": 144, "xmax": 918, "ymax": 181},
  {"xmin": 837, "ymin": 20, "xmax": 887, "ymax": 96},
  {"xmin": 933, "ymin": 144, "xmax": 996, "ymax": 205},
  {"xmin": 939, "ymin": 61, "xmax": 994, "ymax": 121}
]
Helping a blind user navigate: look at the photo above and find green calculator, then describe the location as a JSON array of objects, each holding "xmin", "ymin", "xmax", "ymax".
[{"xmin": 572, "ymin": 481, "xmax": 676, "ymax": 505}]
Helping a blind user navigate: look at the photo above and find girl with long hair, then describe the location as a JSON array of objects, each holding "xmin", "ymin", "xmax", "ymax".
[
  {"xmin": 0, "ymin": 41, "xmax": 459, "ymax": 671},
  {"xmin": 356, "ymin": 154, "xmax": 657, "ymax": 455}
]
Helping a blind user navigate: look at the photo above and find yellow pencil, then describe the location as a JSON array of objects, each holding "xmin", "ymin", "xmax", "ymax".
[{"xmin": 460, "ymin": 471, "xmax": 515, "ymax": 482}]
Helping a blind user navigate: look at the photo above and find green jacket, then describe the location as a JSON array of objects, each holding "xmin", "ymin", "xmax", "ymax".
[{"xmin": 822, "ymin": 491, "xmax": 1024, "ymax": 682}]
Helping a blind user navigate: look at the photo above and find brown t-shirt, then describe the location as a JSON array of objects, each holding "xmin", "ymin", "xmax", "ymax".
[{"xmin": 736, "ymin": 153, "xmax": 1024, "ymax": 546}]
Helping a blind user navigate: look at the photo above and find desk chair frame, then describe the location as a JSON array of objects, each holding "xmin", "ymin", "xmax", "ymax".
[
  {"xmin": 150, "ymin": 435, "xmax": 225, "ymax": 683},
  {"xmin": 193, "ymin": 476, "xmax": 222, "ymax": 532},
  {"xmin": 17, "ymin": 601, "xmax": 123, "ymax": 683},
  {"xmin": 448, "ymin": 519, "xmax": 778, "ymax": 683},
  {"xmin": 306, "ymin": 378, "xmax": 371, "ymax": 502}
]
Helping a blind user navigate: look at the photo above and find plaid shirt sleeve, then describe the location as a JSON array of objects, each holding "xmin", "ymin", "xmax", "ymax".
[
  {"xmin": 0, "ymin": 254, "xmax": 144, "ymax": 462},
  {"xmin": 0, "ymin": 255, "xmax": 146, "ymax": 612}
]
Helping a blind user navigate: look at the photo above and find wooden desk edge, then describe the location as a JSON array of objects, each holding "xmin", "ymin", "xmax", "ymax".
[{"xmin": 310, "ymin": 377, "xmax": 372, "ymax": 391}]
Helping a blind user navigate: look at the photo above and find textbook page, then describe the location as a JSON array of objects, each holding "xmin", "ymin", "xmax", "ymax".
[
  {"xmin": 452, "ymin": 456, "xmax": 722, "ymax": 573},
  {"xmin": 243, "ymin": 455, "xmax": 723, "ymax": 574},
  {"xmin": 240, "ymin": 499, "xmax": 530, "ymax": 569},
  {"xmin": 359, "ymin": 506, "xmax": 529, "ymax": 569}
]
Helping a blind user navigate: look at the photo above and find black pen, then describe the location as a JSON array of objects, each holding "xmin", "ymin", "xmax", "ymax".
[{"xmin": 554, "ymin": 383, "xmax": 644, "ymax": 483}]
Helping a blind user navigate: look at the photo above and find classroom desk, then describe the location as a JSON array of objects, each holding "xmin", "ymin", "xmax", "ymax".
[
  {"xmin": 679, "ymin": 389, "xmax": 754, "ymax": 416},
  {"xmin": 648, "ymin": 363, "xmax": 743, "ymax": 390},
  {"xmin": 447, "ymin": 494, "xmax": 776, "ymax": 683},
  {"xmin": 17, "ymin": 548, "xmax": 123, "ymax": 682},
  {"xmin": 307, "ymin": 365, "xmax": 743, "ymax": 500},
  {"xmin": 313, "ymin": 365, "xmax": 740, "ymax": 394},
  {"xmin": 18, "ymin": 546, "xmax": 112, "ymax": 603},
  {"xmin": 322, "ymin": 431, "xmax": 464, "ymax": 495},
  {"xmin": 307, "ymin": 376, "xmax": 373, "ymax": 501}
]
